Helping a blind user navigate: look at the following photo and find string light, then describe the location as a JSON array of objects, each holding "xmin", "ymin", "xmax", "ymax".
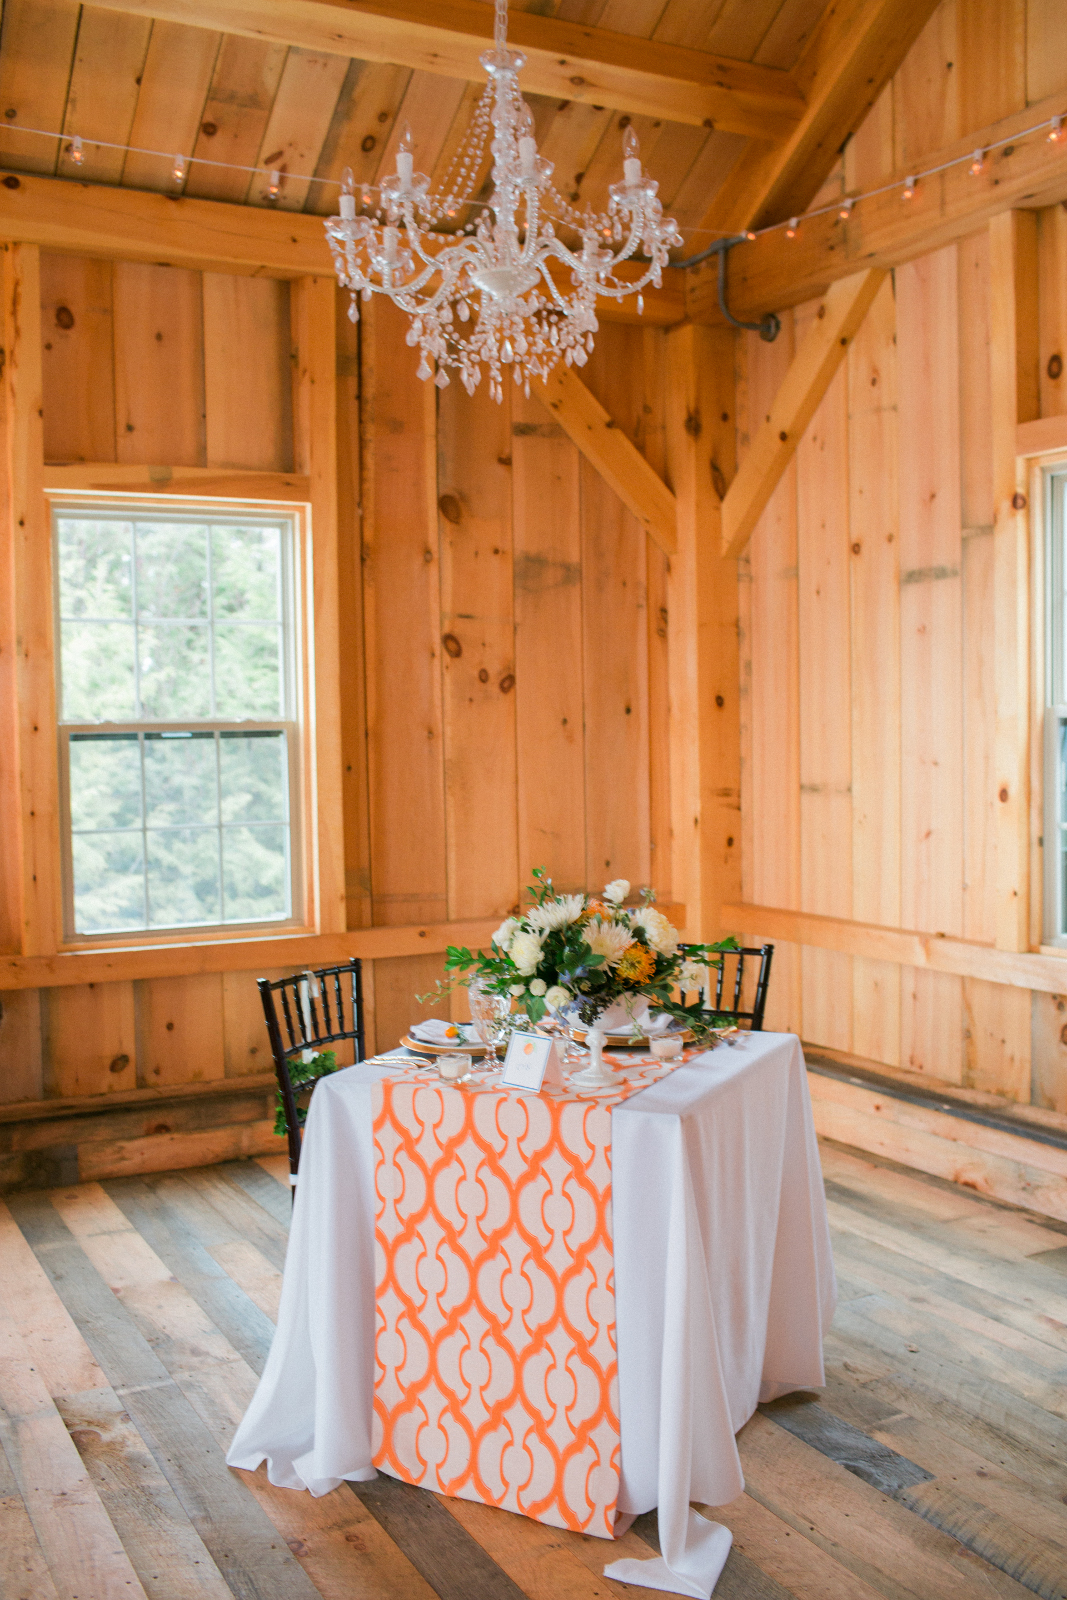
[
  {"xmin": 172, "ymin": 152, "xmax": 187, "ymax": 185},
  {"xmin": 1050, "ymin": 116, "xmax": 1066, "ymax": 144},
  {"xmin": 901, "ymin": 175, "xmax": 917, "ymax": 199},
  {"xmin": 785, "ymin": 216, "xmax": 798, "ymax": 237},
  {"xmin": 744, "ymin": 230, "xmax": 756, "ymax": 241},
  {"xmin": 268, "ymin": 168, "xmax": 281, "ymax": 199},
  {"xmin": 969, "ymin": 149, "xmax": 986, "ymax": 175},
  {"xmin": 838, "ymin": 197, "xmax": 854, "ymax": 220},
  {"xmin": 68, "ymin": 134, "xmax": 84, "ymax": 166}
]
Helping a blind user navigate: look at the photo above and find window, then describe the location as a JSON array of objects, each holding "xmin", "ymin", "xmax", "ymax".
[
  {"xmin": 55, "ymin": 506, "xmax": 301, "ymax": 938},
  {"xmin": 1046, "ymin": 468, "xmax": 1067, "ymax": 943}
]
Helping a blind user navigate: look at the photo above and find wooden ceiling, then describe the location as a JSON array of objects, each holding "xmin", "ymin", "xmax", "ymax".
[{"xmin": 0, "ymin": 0, "xmax": 860, "ymax": 253}]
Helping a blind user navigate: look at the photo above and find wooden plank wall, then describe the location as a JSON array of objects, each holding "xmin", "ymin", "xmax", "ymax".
[{"xmin": 0, "ymin": 251, "xmax": 669, "ymax": 1127}]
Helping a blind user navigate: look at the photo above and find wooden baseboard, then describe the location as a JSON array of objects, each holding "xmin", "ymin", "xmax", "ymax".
[
  {"xmin": 0, "ymin": 1075, "xmax": 285, "ymax": 1192},
  {"xmin": 806, "ymin": 1046, "xmax": 1067, "ymax": 1224}
]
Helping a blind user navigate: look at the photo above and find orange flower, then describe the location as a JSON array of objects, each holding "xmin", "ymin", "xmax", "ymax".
[{"xmin": 616, "ymin": 942, "xmax": 656, "ymax": 983}]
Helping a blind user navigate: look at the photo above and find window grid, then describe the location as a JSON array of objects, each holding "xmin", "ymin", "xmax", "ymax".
[{"xmin": 55, "ymin": 506, "xmax": 301, "ymax": 940}]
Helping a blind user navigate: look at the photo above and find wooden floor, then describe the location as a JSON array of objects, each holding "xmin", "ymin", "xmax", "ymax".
[{"xmin": 3, "ymin": 1143, "xmax": 1067, "ymax": 1600}]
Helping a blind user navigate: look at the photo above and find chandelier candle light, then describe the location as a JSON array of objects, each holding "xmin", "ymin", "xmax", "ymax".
[{"xmin": 324, "ymin": 0, "xmax": 681, "ymax": 402}]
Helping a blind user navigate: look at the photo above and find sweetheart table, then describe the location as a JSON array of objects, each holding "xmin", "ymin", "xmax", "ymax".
[{"xmin": 227, "ymin": 1032, "xmax": 836, "ymax": 1598}]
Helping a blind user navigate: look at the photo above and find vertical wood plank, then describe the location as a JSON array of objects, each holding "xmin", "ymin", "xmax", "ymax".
[
  {"xmin": 0, "ymin": 243, "xmax": 60, "ymax": 958},
  {"xmin": 113, "ymin": 263, "xmax": 205, "ymax": 467},
  {"xmin": 291, "ymin": 275, "xmax": 346, "ymax": 935},
  {"xmin": 121, "ymin": 21, "xmax": 221, "ymax": 193},
  {"xmin": 1026, "ymin": 0, "xmax": 1067, "ymax": 105},
  {"xmin": 958, "ymin": 232, "xmax": 993, "ymax": 531},
  {"xmin": 1031, "ymin": 989, "xmax": 1067, "ymax": 1112},
  {"xmin": 44, "ymin": 982, "xmax": 137, "ymax": 1098},
  {"xmin": 40, "ymin": 254, "xmax": 116, "ymax": 464},
  {"xmin": 897, "ymin": 248, "xmax": 964, "ymax": 1081},
  {"xmin": 891, "ymin": 0, "xmax": 959, "ymax": 172},
  {"xmin": 0, "ymin": 0, "xmax": 80, "ymax": 174},
  {"xmin": 370, "ymin": 952, "xmax": 447, "ymax": 1054},
  {"xmin": 962, "ymin": 978, "xmax": 1031, "ymax": 1100},
  {"xmin": 961, "ymin": 526, "xmax": 997, "ymax": 947},
  {"xmin": 797, "ymin": 362, "xmax": 852, "ymax": 1053},
  {"xmin": 436, "ymin": 383, "xmax": 518, "ymax": 921},
  {"xmin": 956, "ymin": 0, "xmax": 1026, "ymax": 131},
  {"xmin": 135, "ymin": 975, "xmax": 225, "ymax": 1087},
  {"xmin": 848, "ymin": 273, "xmax": 901, "ymax": 1067},
  {"xmin": 203, "ymin": 276, "xmax": 292, "ymax": 472},
  {"xmin": 336, "ymin": 287, "xmax": 372, "ymax": 930},
  {"xmin": 990, "ymin": 211, "xmax": 1038, "ymax": 956},
  {"xmin": 360, "ymin": 298, "xmax": 445, "ymax": 927},
  {"xmin": 221, "ymin": 968, "xmax": 290, "ymax": 1077},
  {"xmin": 512, "ymin": 394, "xmax": 585, "ymax": 895},
  {"xmin": 640, "ymin": 328, "xmax": 673, "ymax": 903},
  {"xmin": 1037, "ymin": 205, "xmax": 1067, "ymax": 421},
  {"xmin": 740, "ymin": 319, "xmax": 800, "ymax": 1027},
  {"xmin": 665, "ymin": 322, "xmax": 741, "ymax": 944},
  {"xmin": 0, "ymin": 990, "xmax": 43, "ymax": 1104}
]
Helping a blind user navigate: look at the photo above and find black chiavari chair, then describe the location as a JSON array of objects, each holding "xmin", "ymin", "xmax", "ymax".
[{"xmin": 710, "ymin": 944, "xmax": 774, "ymax": 1030}]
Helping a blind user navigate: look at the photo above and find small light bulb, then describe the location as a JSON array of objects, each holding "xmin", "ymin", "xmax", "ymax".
[
  {"xmin": 1050, "ymin": 116, "xmax": 1065, "ymax": 144},
  {"xmin": 902, "ymin": 175, "xmax": 917, "ymax": 199},
  {"xmin": 362, "ymin": 188, "xmax": 373, "ymax": 207},
  {"xmin": 969, "ymin": 149, "xmax": 985, "ymax": 175},
  {"xmin": 745, "ymin": 230, "xmax": 756, "ymax": 241},
  {"xmin": 838, "ymin": 197, "xmax": 853, "ymax": 220},
  {"xmin": 172, "ymin": 152, "xmax": 187, "ymax": 185},
  {"xmin": 785, "ymin": 217, "xmax": 799, "ymax": 238},
  {"xmin": 268, "ymin": 168, "xmax": 281, "ymax": 199},
  {"xmin": 69, "ymin": 134, "xmax": 84, "ymax": 166}
]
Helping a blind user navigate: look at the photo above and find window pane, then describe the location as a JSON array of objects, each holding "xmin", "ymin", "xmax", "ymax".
[
  {"xmin": 57, "ymin": 519, "xmax": 133, "ymax": 619},
  {"xmin": 213, "ymin": 624, "xmax": 282, "ymax": 717},
  {"xmin": 70, "ymin": 734, "xmax": 142, "ymax": 831},
  {"xmin": 61, "ymin": 621, "xmax": 137, "ymax": 721},
  {"xmin": 72, "ymin": 831, "xmax": 145, "ymax": 933},
  {"xmin": 144, "ymin": 733, "xmax": 218, "ymax": 827},
  {"xmin": 146, "ymin": 828, "xmax": 221, "ymax": 927},
  {"xmin": 219, "ymin": 732, "xmax": 287, "ymax": 823},
  {"xmin": 212, "ymin": 525, "xmax": 282, "ymax": 620},
  {"xmin": 137, "ymin": 623, "xmax": 211, "ymax": 718},
  {"xmin": 222, "ymin": 825, "xmax": 289, "ymax": 921},
  {"xmin": 136, "ymin": 522, "xmax": 209, "ymax": 618}
]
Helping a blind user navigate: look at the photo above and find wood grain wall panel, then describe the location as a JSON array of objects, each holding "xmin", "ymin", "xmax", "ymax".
[
  {"xmin": 56, "ymin": 9, "xmax": 152, "ymax": 185},
  {"xmin": 961, "ymin": 526, "xmax": 997, "ymax": 950},
  {"xmin": 371, "ymin": 952, "xmax": 446, "ymax": 1056},
  {"xmin": 1031, "ymin": 989, "xmax": 1067, "ymax": 1112},
  {"xmin": 843, "ymin": 83, "xmax": 894, "ymax": 193},
  {"xmin": 186, "ymin": 36, "xmax": 289, "ymax": 205},
  {"xmin": 744, "ymin": 318, "xmax": 801, "ymax": 1033},
  {"xmin": 305, "ymin": 60, "xmax": 412, "ymax": 213},
  {"xmin": 1026, "ymin": 0, "xmax": 1067, "ymax": 105},
  {"xmin": 360, "ymin": 298, "xmax": 446, "ymax": 927},
  {"xmin": 135, "ymin": 975, "xmax": 225, "ymax": 1087},
  {"xmin": 797, "ymin": 362, "xmax": 852, "ymax": 1052},
  {"xmin": 436, "ymin": 383, "xmax": 519, "ymax": 922},
  {"xmin": 246, "ymin": 48, "xmax": 350, "ymax": 212},
  {"xmin": 43, "ymin": 982, "xmax": 136, "ymax": 1098},
  {"xmin": 0, "ymin": 0, "xmax": 80, "ymax": 174},
  {"xmin": 219, "ymin": 966, "xmax": 350, "ymax": 1078},
  {"xmin": 958, "ymin": 233, "xmax": 994, "ymax": 529},
  {"xmin": 1037, "ymin": 206, "xmax": 1067, "ymax": 420},
  {"xmin": 736, "ymin": 336, "xmax": 755, "ymax": 916},
  {"xmin": 511, "ymin": 394, "xmax": 586, "ymax": 897},
  {"xmin": 639, "ymin": 328, "xmax": 673, "ymax": 903},
  {"xmin": 336, "ymin": 287, "xmax": 372, "ymax": 931},
  {"xmin": 892, "ymin": 0, "xmax": 959, "ymax": 171},
  {"xmin": 202, "ymin": 275, "xmax": 292, "ymax": 470},
  {"xmin": 896, "ymin": 248, "xmax": 964, "ymax": 1082},
  {"xmin": 963, "ymin": 976, "xmax": 1031, "ymax": 1099},
  {"xmin": 121, "ymin": 21, "xmax": 221, "ymax": 193},
  {"xmin": 0, "ymin": 990, "xmax": 42, "ymax": 1104},
  {"xmin": 113, "ymin": 263, "xmax": 205, "ymax": 467},
  {"xmin": 848, "ymin": 273, "xmax": 901, "ymax": 1067},
  {"xmin": 39, "ymin": 254, "xmax": 116, "ymax": 464},
  {"xmin": 956, "ymin": 0, "xmax": 1026, "ymax": 132}
]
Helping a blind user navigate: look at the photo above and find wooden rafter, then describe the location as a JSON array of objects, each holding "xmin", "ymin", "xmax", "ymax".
[
  {"xmin": 0, "ymin": 171, "xmax": 683, "ymax": 325},
  {"xmin": 698, "ymin": 0, "xmax": 941, "ymax": 238},
  {"xmin": 91, "ymin": 0, "xmax": 805, "ymax": 140},
  {"xmin": 688, "ymin": 90, "xmax": 1067, "ymax": 326},
  {"xmin": 538, "ymin": 366, "xmax": 677, "ymax": 557},
  {"xmin": 721, "ymin": 268, "xmax": 885, "ymax": 558}
]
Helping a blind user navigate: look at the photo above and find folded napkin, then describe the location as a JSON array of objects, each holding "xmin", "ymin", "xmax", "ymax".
[{"xmin": 409, "ymin": 1018, "xmax": 477, "ymax": 1045}]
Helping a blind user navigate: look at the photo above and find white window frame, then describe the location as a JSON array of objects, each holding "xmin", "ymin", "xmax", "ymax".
[{"xmin": 52, "ymin": 497, "xmax": 308, "ymax": 945}]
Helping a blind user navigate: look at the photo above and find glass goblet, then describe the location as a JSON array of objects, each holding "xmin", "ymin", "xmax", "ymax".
[{"xmin": 467, "ymin": 980, "xmax": 511, "ymax": 1069}]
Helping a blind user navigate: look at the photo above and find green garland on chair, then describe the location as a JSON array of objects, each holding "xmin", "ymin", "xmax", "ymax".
[{"xmin": 273, "ymin": 1049, "xmax": 338, "ymax": 1137}]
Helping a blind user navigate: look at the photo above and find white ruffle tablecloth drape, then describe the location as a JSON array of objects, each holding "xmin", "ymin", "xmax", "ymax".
[{"xmin": 228, "ymin": 1032, "xmax": 836, "ymax": 1597}]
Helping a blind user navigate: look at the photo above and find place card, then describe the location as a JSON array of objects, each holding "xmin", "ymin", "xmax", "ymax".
[{"xmin": 501, "ymin": 1031, "xmax": 565, "ymax": 1092}]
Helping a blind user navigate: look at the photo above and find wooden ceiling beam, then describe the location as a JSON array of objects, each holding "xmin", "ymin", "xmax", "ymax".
[
  {"xmin": 687, "ymin": 91, "xmax": 1067, "ymax": 325},
  {"xmin": 698, "ymin": 0, "xmax": 941, "ymax": 238},
  {"xmin": 0, "ymin": 170, "xmax": 681, "ymax": 324},
  {"xmin": 92, "ymin": 0, "xmax": 805, "ymax": 140}
]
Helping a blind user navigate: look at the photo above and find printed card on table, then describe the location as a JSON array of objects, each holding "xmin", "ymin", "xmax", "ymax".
[{"xmin": 501, "ymin": 1030, "xmax": 565, "ymax": 1091}]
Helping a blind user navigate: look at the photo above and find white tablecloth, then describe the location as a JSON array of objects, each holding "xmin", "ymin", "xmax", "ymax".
[{"xmin": 228, "ymin": 1032, "xmax": 835, "ymax": 1597}]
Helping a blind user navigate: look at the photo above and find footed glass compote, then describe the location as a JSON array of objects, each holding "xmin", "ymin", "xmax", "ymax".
[
  {"xmin": 467, "ymin": 977, "xmax": 511, "ymax": 1070},
  {"xmin": 568, "ymin": 1005, "xmax": 617, "ymax": 1091}
]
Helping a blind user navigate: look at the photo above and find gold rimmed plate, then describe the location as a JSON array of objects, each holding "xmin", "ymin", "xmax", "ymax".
[
  {"xmin": 400, "ymin": 1033, "xmax": 488, "ymax": 1057},
  {"xmin": 567, "ymin": 1025, "xmax": 695, "ymax": 1047}
]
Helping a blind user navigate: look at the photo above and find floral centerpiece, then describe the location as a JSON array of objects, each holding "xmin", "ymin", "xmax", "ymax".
[{"xmin": 442, "ymin": 869, "xmax": 738, "ymax": 1086}]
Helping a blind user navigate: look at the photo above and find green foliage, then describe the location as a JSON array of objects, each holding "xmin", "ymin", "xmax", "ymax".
[{"xmin": 273, "ymin": 1049, "xmax": 338, "ymax": 1136}]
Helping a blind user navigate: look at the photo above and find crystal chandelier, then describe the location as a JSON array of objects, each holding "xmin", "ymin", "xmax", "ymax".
[{"xmin": 324, "ymin": 0, "xmax": 682, "ymax": 403}]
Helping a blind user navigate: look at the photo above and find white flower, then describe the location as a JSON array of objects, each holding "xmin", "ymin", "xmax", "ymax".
[
  {"xmin": 528, "ymin": 978, "xmax": 547, "ymax": 996},
  {"xmin": 632, "ymin": 907, "xmax": 678, "ymax": 957},
  {"xmin": 603, "ymin": 878, "xmax": 630, "ymax": 904},
  {"xmin": 526, "ymin": 893, "xmax": 586, "ymax": 933},
  {"xmin": 585, "ymin": 919, "xmax": 632, "ymax": 966},
  {"xmin": 545, "ymin": 985, "xmax": 569, "ymax": 1010},
  {"xmin": 492, "ymin": 916, "xmax": 519, "ymax": 951},
  {"xmin": 508, "ymin": 929, "xmax": 544, "ymax": 975},
  {"xmin": 509, "ymin": 983, "xmax": 526, "ymax": 996},
  {"xmin": 678, "ymin": 959, "xmax": 706, "ymax": 992}
]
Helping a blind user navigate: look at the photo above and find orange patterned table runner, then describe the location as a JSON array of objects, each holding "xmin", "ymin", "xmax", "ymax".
[{"xmin": 372, "ymin": 1053, "xmax": 690, "ymax": 1538}]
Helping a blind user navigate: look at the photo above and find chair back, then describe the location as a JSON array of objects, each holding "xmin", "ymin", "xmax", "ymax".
[
  {"xmin": 259, "ymin": 959, "xmax": 366, "ymax": 1188},
  {"xmin": 711, "ymin": 944, "xmax": 774, "ymax": 1030}
]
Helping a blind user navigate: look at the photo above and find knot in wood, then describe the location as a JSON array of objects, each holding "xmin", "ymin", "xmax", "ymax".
[
  {"xmin": 438, "ymin": 493, "xmax": 462, "ymax": 524},
  {"xmin": 442, "ymin": 633, "xmax": 462, "ymax": 658}
]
